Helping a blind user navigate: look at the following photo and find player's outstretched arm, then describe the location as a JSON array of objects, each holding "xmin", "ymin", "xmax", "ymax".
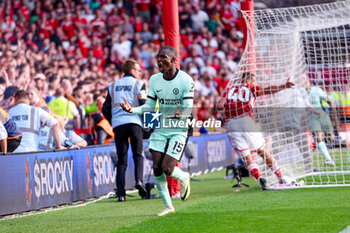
[
  {"xmin": 257, "ymin": 77, "xmax": 295, "ymax": 96},
  {"xmin": 120, "ymin": 98, "xmax": 134, "ymax": 113}
]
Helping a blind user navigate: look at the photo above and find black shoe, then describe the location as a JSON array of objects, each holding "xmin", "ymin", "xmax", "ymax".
[
  {"xmin": 279, "ymin": 177, "xmax": 296, "ymax": 186},
  {"xmin": 135, "ymin": 180, "xmax": 147, "ymax": 198},
  {"xmin": 118, "ymin": 196, "xmax": 125, "ymax": 202},
  {"xmin": 279, "ymin": 178, "xmax": 286, "ymax": 185},
  {"xmin": 258, "ymin": 177, "xmax": 267, "ymax": 190}
]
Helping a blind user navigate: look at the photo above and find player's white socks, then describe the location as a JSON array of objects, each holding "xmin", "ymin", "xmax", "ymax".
[
  {"xmin": 154, "ymin": 173, "xmax": 173, "ymax": 208},
  {"xmin": 317, "ymin": 141, "xmax": 332, "ymax": 161},
  {"xmin": 169, "ymin": 166, "xmax": 188, "ymax": 181}
]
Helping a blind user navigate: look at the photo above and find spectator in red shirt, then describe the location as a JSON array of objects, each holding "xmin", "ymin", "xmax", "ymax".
[
  {"xmin": 91, "ymin": 9, "xmax": 106, "ymax": 33},
  {"xmin": 49, "ymin": 11, "xmax": 60, "ymax": 32},
  {"xmin": 134, "ymin": 16, "xmax": 143, "ymax": 33},
  {"xmin": 197, "ymin": 99, "xmax": 211, "ymax": 122},
  {"xmin": 211, "ymin": 56, "xmax": 221, "ymax": 71},
  {"xmin": 92, "ymin": 24, "xmax": 107, "ymax": 40},
  {"xmin": 206, "ymin": 0, "xmax": 220, "ymax": 15},
  {"xmin": 61, "ymin": 13, "xmax": 75, "ymax": 40},
  {"xmin": 74, "ymin": 10, "xmax": 88, "ymax": 35},
  {"xmin": 78, "ymin": 32, "xmax": 91, "ymax": 58},
  {"xmin": 93, "ymin": 40, "xmax": 104, "ymax": 60},
  {"xmin": 220, "ymin": 3, "xmax": 235, "ymax": 34},
  {"xmin": 19, "ymin": 3, "xmax": 30, "ymax": 22},
  {"xmin": 39, "ymin": 13, "xmax": 53, "ymax": 39}
]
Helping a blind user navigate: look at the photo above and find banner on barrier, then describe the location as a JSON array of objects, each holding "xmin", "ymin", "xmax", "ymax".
[{"xmin": 0, "ymin": 134, "xmax": 233, "ymax": 216}]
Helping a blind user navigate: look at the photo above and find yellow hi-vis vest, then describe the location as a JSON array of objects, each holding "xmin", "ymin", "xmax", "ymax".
[
  {"xmin": 338, "ymin": 91, "xmax": 350, "ymax": 117},
  {"xmin": 49, "ymin": 97, "xmax": 74, "ymax": 119},
  {"xmin": 322, "ymin": 91, "xmax": 339, "ymax": 108}
]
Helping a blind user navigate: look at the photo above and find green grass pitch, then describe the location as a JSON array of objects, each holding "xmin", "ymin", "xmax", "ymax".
[{"xmin": 1, "ymin": 169, "xmax": 349, "ymax": 233}]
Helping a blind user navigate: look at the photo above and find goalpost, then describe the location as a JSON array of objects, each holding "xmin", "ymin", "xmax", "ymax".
[{"xmin": 230, "ymin": 1, "xmax": 350, "ymax": 189}]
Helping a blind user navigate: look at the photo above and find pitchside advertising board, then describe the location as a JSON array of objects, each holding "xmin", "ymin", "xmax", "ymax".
[{"xmin": 0, "ymin": 134, "xmax": 234, "ymax": 216}]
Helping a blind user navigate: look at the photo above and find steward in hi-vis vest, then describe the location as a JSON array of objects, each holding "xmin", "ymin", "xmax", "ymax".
[
  {"xmin": 9, "ymin": 90, "xmax": 63, "ymax": 153},
  {"xmin": 336, "ymin": 88, "xmax": 350, "ymax": 120},
  {"xmin": 89, "ymin": 113, "xmax": 114, "ymax": 145},
  {"xmin": 49, "ymin": 87, "xmax": 80, "ymax": 130},
  {"xmin": 102, "ymin": 59, "xmax": 147, "ymax": 202}
]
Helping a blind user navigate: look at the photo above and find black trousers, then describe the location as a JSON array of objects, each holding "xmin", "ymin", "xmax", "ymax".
[
  {"xmin": 7, "ymin": 136, "xmax": 22, "ymax": 152},
  {"xmin": 114, "ymin": 124, "xmax": 144, "ymax": 197}
]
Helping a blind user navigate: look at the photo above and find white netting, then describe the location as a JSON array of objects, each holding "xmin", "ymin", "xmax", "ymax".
[{"xmin": 227, "ymin": 1, "xmax": 350, "ymax": 189}]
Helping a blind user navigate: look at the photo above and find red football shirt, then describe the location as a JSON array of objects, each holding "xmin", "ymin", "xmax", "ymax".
[
  {"xmin": 62, "ymin": 21, "xmax": 75, "ymax": 39},
  {"xmin": 223, "ymin": 83, "xmax": 260, "ymax": 121}
]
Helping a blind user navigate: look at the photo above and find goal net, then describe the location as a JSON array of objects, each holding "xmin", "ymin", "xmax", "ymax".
[{"xmin": 226, "ymin": 1, "xmax": 350, "ymax": 189}]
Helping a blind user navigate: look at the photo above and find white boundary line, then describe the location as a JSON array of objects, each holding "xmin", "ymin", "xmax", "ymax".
[
  {"xmin": 2, "ymin": 167, "xmax": 226, "ymax": 220},
  {"xmin": 267, "ymin": 184, "xmax": 350, "ymax": 191},
  {"xmin": 1, "ymin": 190, "xmax": 138, "ymax": 221}
]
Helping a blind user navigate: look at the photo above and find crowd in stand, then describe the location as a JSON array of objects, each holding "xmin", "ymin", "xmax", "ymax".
[{"xmin": 0, "ymin": 0, "xmax": 245, "ymax": 139}]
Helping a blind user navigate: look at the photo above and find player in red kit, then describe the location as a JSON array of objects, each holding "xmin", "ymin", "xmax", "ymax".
[{"xmin": 217, "ymin": 72, "xmax": 294, "ymax": 189}]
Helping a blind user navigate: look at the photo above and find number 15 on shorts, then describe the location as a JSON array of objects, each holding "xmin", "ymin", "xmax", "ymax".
[{"xmin": 172, "ymin": 141, "xmax": 184, "ymax": 154}]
